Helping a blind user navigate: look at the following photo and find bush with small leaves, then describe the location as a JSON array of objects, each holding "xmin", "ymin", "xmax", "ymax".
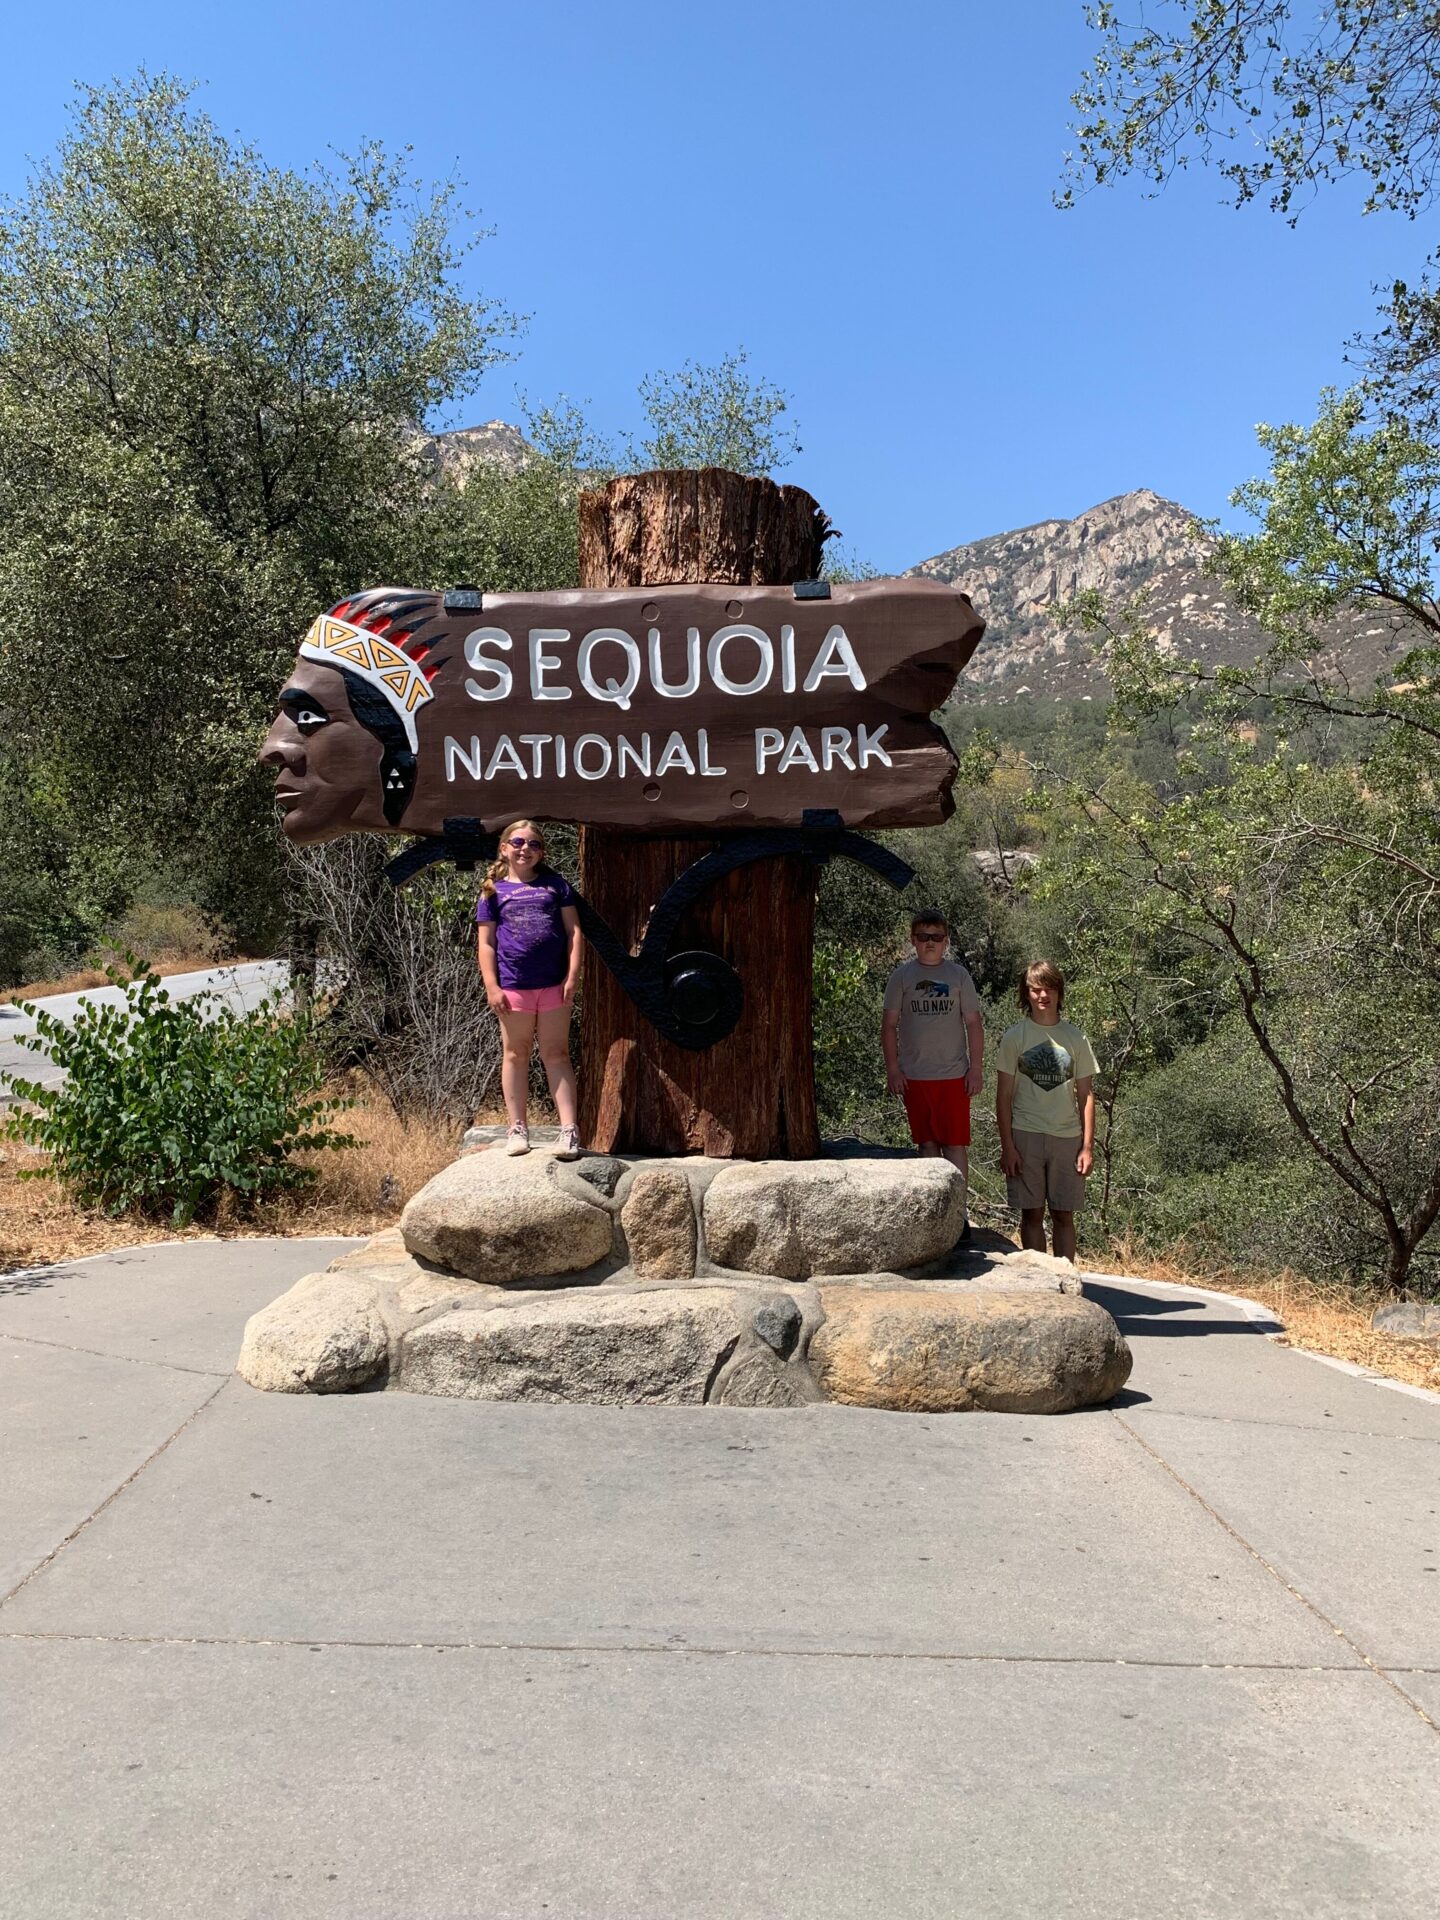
[{"xmin": 2, "ymin": 965, "xmax": 354, "ymax": 1225}]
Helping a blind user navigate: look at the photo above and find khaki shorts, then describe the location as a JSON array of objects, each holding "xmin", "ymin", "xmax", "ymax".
[{"xmin": 1006, "ymin": 1129, "xmax": 1088, "ymax": 1214}]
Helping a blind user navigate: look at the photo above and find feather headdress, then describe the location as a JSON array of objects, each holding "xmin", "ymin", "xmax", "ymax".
[{"xmin": 298, "ymin": 589, "xmax": 448, "ymax": 751}]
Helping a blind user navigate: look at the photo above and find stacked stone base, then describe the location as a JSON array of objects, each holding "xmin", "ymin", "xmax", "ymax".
[{"xmin": 238, "ymin": 1151, "xmax": 1132, "ymax": 1413}]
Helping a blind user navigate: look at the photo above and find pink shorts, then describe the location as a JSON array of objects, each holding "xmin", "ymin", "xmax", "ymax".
[{"xmin": 500, "ymin": 984, "xmax": 567, "ymax": 1014}]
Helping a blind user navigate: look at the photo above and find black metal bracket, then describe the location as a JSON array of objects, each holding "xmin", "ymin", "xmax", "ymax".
[
  {"xmin": 387, "ymin": 808, "xmax": 914, "ymax": 1052},
  {"xmin": 384, "ymin": 817, "xmax": 498, "ymax": 884}
]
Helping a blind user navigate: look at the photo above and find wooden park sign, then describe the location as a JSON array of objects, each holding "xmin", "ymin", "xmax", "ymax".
[
  {"xmin": 263, "ymin": 469, "xmax": 984, "ymax": 1157},
  {"xmin": 264, "ymin": 578, "xmax": 979, "ymax": 841}
]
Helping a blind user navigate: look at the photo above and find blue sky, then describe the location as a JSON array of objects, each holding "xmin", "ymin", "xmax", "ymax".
[{"xmin": 5, "ymin": 1, "xmax": 1428, "ymax": 570}]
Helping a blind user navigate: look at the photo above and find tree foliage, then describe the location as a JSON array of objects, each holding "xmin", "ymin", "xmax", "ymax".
[
  {"xmin": 1212, "ymin": 387, "xmax": 1440, "ymax": 638},
  {"xmin": 1047, "ymin": 390, "xmax": 1440, "ymax": 1289},
  {"xmin": 627, "ymin": 348, "xmax": 799, "ymax": 476},
  {"xmin": 0, "ymin": 73, "xmax": 510, "ymax": 951},
  {"xmin": 1062, "ymin": 2, "xmax": 1440, "ymax": 218}
]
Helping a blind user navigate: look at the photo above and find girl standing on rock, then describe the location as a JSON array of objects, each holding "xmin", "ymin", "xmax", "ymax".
[{"xmin": 476, "ymin": 819, "xmax": 583, "ymax": 1159}]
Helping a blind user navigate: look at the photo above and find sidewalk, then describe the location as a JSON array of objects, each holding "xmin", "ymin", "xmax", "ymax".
[{"xmin": 2, "ymin": 1239, "xmax": 1437, "ymax": 1917}]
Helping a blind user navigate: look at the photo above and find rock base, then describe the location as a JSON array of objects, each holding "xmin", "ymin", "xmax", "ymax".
[{"xmin": 237, "ymin": 1150, "xmax": 1132, "ymax": 1413}]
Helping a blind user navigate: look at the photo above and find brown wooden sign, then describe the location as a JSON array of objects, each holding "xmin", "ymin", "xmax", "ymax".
[{"xmin": 261, "ymin": 578, "xmax": 983, "ymax": 841}]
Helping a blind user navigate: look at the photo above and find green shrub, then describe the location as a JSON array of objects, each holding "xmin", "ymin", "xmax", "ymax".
[
  {"xmin": 813, "ymin": 935, "xmax": 906, "ymax": 1145},
  {"xmin": 2, "ymin": 965, "xmax": 354, "ymax": 1224},
  {"xmin": 98, "ymin": 898, "xmax": 228, "ymax": 969},
  {"xmin": 1118, "ymin": 1040, "xmax": 1287, "ymax": 1181}
]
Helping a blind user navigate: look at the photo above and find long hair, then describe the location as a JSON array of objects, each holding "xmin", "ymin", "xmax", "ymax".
[
  {"xmin": 1019, "ymin": 958, "xmax": 1066, "ymax": 1014},
  {"xmin": 479, "ymin": 819, "xmax": 548, "ymax": 900}
]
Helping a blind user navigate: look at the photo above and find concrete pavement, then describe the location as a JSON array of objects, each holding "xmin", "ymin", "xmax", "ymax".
[
  {"xmin": 0, "ymin": 961, "xmax": 288, "ymax": 1094},
  {"xmin": 1, "ymin": 1240, "xmax": 1437, "ymax": 1917}
]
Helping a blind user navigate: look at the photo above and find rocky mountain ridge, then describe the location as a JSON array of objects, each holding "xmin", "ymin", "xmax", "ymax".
[{"xmin": 906, "ymin": 486, "xmax": 1412, "ymax": 700}]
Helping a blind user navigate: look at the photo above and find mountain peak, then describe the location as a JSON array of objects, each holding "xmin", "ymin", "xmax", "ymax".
[
  {"xmin": 909, "ymin": 487, "xmax": 1407, "ymax": 702},
  {"xmin": 906, "ymin": 489, "xmax": 1206, "ymax": 641}
]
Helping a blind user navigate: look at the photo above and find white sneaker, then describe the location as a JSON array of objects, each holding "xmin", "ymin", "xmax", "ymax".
[
  {"xmin": 555, "ymin": 1125, "xmax": 581, "ymax": 1161},
  {"xmin": 505, "ymin": 1122, "xmax": 530, "ymax": 1156}
]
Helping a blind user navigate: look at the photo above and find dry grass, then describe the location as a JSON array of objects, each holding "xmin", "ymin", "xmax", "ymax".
[
  {"xmin": 249, "ymin": 1083, "xmax": 459, "ymax": 1238},
  {"xmin": 2, "ymin": 952, "xmax": 249, "ymax": 1005},
  {"xmin": 0, "ymin": 1080, "xmax": 459, "ymax": 1272},
  {"xmin": 1099, "ymin": 1233, "xmax": 1440, "ymax": 1394}
]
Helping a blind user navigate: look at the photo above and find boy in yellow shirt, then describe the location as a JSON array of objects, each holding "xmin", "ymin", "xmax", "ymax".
[{"xmin": 994, "ymin": 959, "xmax": 1097, "ymax": 1264}]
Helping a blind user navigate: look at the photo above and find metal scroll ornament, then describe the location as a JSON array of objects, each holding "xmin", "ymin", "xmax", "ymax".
[{"xmin": 385, "ymin": 810, "xmax": 914, "ymax": 1053}]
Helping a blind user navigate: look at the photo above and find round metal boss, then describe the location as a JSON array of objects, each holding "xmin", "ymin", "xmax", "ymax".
[{"xmin": 664, "ymin": 950, "xmax": 744, "ymax": 1040}]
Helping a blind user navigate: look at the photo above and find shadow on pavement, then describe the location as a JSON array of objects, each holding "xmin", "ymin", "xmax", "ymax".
[
  {"xmin": 0, "ymin": 1268, "xmax": 59, "ymax": 1296},
  {"xmin": 1083, "ymin": 1279, "xmax": 1266, "ymax": 1340},
  {"xmin": 1105, "ymin": 1385, "xmax": 1154, "ymax": 1408}
]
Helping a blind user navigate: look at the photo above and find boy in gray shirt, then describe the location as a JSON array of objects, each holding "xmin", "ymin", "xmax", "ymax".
[{"xmin": 882, "ymin": 910, "xmax": 985, "ymax": 1230}]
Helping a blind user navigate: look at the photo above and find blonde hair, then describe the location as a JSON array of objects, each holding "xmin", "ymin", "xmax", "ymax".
[{"xmin": 479, "ymin": 820, "xmax": 547, "ymax": 899}]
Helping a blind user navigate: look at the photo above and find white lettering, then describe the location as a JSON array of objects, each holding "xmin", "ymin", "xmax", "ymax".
[
  {"xmin": 655, "ymin": 732, "xmax": 696, "ymax": 776},
  {"xmin": 820, "ymin": 725, "xmax": 856, "ymax": 771},
  {"xmin": 573, "ymin": 733, "xmax": 613, "ymax": 780},
  {"xmin": 697, "ymin": 728, "xmax": 727, "ymax": 776},
  {"xmin": 485, "ymin": 735, "xmax": 527, "ymax": 781},
  {"xmin": 802, "ymin": 623, "xmax": 867, "ymax": 693},
  {"xmin": 707, "ymin": 624, "xmax": 774, "ymax": 697},
  {"xmin": 578, "ymin": 629, "xmax": 641, "ymax": 711},
  {"xmin": 754, "ymin": 726, "xmax": 785, "ymax": 773},
  {"xmin": 463, "ymin": 627, "xmax": 513, "ymax": 702},
  {"xmin": 518, "ymin": 733, "xmax": 552, "ymax": 778},
  {"xmin": 529, "ymin": 628, "xmax": 572, "ymax": 700},
  {"xmin": 649, "ymin": 626, "xmax": 701, "ymax": 698},
  {"xmin": 444, "ymin": 735, "xmax": 485, "ymax": 781},
  {"xmin": 781, "ymin": 623, "xmax": 796, "ymax": 694},
  {"xmin": 617, "ymin": 734, "xmax": 653, "ymax": 777},
  {"xmin": 857, "ymin": 722, "xmax": 892, "ymax": 767},
  {"xmin": 555, "ymin": 734, "xmax": 567, "ymax": 778},
  {"xmin": 778, "ymin": 726, "xmax": 820, "ymax": 773}
]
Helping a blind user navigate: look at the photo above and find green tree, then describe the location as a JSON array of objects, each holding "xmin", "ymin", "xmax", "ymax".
[
  {"xmin": 1022, "ymin": 779, "xmax": 1222, "ymax": 1232},
  {"xmin": 1059, "ymin": 580, "xmax": 1440, "ymax": 1291},
  {"xmin": 1212, "ymin": 387, "xmax": 1440, "ymax": 642},
  {"xmin": 1062, "ymin": 1, "xmax": 1440, "ymax": 217},
  {"xmin": 627, "ymin": 348, "xmax": 799, "ymax": 475},
  {"xmin": 0, "ymin": 73, "xmax": 510, "ymax": 949}
]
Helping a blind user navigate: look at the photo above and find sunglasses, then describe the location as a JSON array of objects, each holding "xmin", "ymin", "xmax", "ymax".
[
  {"xmin": 507, "ymin": 836, "xmax": 545, "ymax": 851},
  {"xmin": 913, "ymin": 932, "xmax": 947, "ymax": 942}
]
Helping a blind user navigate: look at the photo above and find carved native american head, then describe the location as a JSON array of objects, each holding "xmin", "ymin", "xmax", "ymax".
[{"xmin": 261, "ymin": 588, "xmax": 450, "ymax": 842}]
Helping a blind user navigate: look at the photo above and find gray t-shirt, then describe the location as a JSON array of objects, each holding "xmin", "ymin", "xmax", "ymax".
[{"xmin": 883, "ymin": 958, "xmax": 982, "ymax": 1081}]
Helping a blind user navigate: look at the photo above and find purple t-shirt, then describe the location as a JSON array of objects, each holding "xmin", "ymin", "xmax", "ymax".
[{"xmin": 475, "ymin": 872, "xmax": 576, "ymax": 991}]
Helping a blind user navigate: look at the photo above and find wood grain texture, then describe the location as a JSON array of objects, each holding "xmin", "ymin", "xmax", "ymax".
[
  {"xmin": 578, "ymin": 468, "xmax": 830, "ymax": 588},
  {"xmin": 577, "ymin": 832, "xmax": 818, "ymax": 1157},
  {"xmin": 267, "ymin": 578, "xmax": 984, "ymax": 841},
  {"xmin": 578, "ymin": 470, "xmax": 829, "ymax": 1157}
]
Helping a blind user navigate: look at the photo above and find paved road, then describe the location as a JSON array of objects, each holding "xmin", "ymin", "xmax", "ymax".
[
  {"xmin": 0, "ymin": 962, "xmax": 288, "ymax": 1094},
  {"xmin": 1, "ymin": 1242, "xmax": 1437, "ymax": 1917}
]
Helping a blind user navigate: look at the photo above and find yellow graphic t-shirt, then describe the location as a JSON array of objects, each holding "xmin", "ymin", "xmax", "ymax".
[{"xmin": 996, "ymin": 1016, "xmax": 1098, "ymax": 1139}]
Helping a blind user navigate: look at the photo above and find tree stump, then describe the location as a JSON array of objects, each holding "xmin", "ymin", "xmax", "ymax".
[{"xmin": 577, "ymin": 469, "xmax": 831, "ymax": 1157}]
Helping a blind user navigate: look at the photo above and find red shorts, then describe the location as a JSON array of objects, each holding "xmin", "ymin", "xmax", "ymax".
[{"xmin": 902, "ymin": 1078, "xmax": 971, "ymax": 1148}]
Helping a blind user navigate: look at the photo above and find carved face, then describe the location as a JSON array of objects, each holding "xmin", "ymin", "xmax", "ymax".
[{"xmin": 260, "ymin": 657, "xmax": 397, "ymax": 843}]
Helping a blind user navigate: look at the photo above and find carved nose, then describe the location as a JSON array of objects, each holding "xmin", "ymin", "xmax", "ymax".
[{"xmin": 260, "ymin": 718, "xmax": 300, "ymax": 769}]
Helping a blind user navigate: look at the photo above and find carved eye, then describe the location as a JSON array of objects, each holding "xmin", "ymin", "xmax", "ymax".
[{"xmin": 279, "ymin": 686, "xmax": 331, "ymax": 736}]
